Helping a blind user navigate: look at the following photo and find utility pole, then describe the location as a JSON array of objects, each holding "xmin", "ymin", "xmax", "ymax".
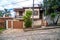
[
  {"xmin": 32, "ymin": 0, "xmax": 34, "ymax": 28},
  {"xmin": 44, "ymin": 0, "xmax": 47, "ymax": 16}
]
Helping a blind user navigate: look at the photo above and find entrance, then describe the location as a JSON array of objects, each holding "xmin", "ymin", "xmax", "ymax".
[{"xmin": 6, "ymin": 20, "xmax": 23, "ymax": 29}]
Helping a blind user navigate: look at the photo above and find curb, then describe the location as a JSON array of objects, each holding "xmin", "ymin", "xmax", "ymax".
[{"xmin": 24, "ymin": 26, "xmax": 60, "ymax": 31}]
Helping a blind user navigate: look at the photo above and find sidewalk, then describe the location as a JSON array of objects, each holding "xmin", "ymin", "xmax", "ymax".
[
  {"xmin": 24, "ymin": 26, "xmax": 60, "ymax": 31},
  {"xmin": 2, "ymin": 29, "xmax": 23, "ymax": 34}
]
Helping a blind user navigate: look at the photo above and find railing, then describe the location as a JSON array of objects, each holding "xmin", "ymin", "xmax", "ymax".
[{"xmin": 16, "ymin": 16, "xmax": 23, "ymax": 18}]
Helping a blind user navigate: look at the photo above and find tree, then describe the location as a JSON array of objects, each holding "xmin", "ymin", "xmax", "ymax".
[
  {"xmin": 0, "ymin": 11, "xmax": 3, "ymax": 17},
  {"xmin": 23, "ymin": 10, "xmax": 32, "ymax": 28},
  {"xmin": 4, "ymin": 9, "xmax": 11, "ymax": 17},
  {"xmin": 43, "ymin": 0, "xmax": 60, "ymax": 25}
]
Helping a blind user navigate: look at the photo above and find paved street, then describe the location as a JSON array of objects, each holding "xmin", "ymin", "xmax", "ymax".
[{"xmin": 0, "ymin": 28, "xmax": 60, "ymax": 40}]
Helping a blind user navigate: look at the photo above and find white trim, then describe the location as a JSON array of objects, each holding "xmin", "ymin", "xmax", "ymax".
[
  {"xmin": 23, "ymin": 21, "xmax": 25, "ymax": 28},
  {"xmin": 6, "ymin": 20, "xmax": 8, "ymax": 29},
  {"xmin": 6, "ymin": 20, "xmax": 13, "ymax": 29}
]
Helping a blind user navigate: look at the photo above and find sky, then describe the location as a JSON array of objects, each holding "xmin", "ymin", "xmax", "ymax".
[{"xmin": 0, "ymin": 0, "xmax": 43, "ymax": 10}]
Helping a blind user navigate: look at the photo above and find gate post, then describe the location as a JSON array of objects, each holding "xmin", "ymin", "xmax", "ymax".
[{"xmin": 6, "ymin": 20, "xmax": 8, "ymax": 29}]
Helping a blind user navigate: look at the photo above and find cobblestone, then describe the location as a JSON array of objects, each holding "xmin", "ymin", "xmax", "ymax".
[{"xmin": 0, "ymin": 28, "xmax": 60, "ymax": 40}]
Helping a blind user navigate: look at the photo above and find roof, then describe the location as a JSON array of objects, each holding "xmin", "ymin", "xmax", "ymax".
[
  {"xmin": 23, "ymin": 7, "xmax": 41, "ymax": 9},
  {"xmin": 14, "ymin": 7, "xmax": 42, "ymax": 12},
  {"xmin": 14, "ymin": 8, "xmax": 24, "ymax": 12}
]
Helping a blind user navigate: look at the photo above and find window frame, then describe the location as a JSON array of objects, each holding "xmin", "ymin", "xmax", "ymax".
[{"xmin": 33, "ymin": 10, "xmax": 38, "ymax": 16}]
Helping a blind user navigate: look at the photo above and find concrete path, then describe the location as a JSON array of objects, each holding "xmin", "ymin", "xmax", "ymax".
[{"xmin": 0, "ymin": 28, "xmax": 60, "ymax": 40}]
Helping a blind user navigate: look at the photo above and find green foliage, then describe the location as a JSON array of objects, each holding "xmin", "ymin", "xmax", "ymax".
[
  {"xmin": 50, "ymin": 13, "xmax": 56, "ymax": 20},
  {"xmin": 4, "ymin": 9, "xmax": 8, "ymax": 13},
  {"xmin": 23, "ymin": 10, "xmax": 32, "ymax": 28},
  {"xmin": 0, "ymin": 11, "xmax": 3, "ymax": 17},
  {"xmin": 0, "ymin": 28, "xmax": 5, "ymax": 33},
  {"xmin": 26, "ymin": 10, "xmax": 32, "ymax": 18},
  {"xmin": 24, "ymin": 19, "xmax": 32, "ymax": 28},
  {"xmin": 23, "ymin": 16, "xmax": 27, "ymax": 22},
  {"xmin": 43, "ymin": 0, "xmax": 60, "ymax": 19},
  {"xmin": 43, "ymin": 0, "xmax": 60, "ymax": 24},
  {"xmin": 44, "ymin": 0, "xmax": 60, "ymax": 12},
  {"xmin": 4, "ymin": 8, "xmax": 11, "ymax": 17},
  {"xmin": 5, "ymin": 13, "xmax": 11, "ymax": 16},
  {"xmin": 52, "ymin": 5, "xmax": 58, "ymax": 10},
  {"xmin": 4, "ymin": 9, "xmax": 7, "ymax": 11}
]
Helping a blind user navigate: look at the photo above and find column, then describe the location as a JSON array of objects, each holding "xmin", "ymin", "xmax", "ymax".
[{"xmin": 6, "ymin": 20, "xmax": 8, "ymax": 29}]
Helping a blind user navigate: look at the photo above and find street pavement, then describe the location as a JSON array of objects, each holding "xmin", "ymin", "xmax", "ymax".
[{"xmin": 0, "ymin": 28, "xmax": 60, "ymax": 40}]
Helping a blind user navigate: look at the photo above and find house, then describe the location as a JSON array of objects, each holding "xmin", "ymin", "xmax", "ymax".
[
  {"xmin": 14, "ymin": 7, "xmax": 45, "ymax": 28},
  {"xmin": 0, "ymin": 7, "xmax": 45, "ymax": 29}
]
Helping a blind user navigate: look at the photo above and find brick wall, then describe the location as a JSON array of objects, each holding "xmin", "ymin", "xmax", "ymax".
[
  {"xmin": 0, "ymin": 19, "xmax": 5, "ymax": 28},
  {"xmin": 8, "ymin": 21, "xmax": 11, "ymax": 28},
  {"xmin": 13, "ymin": 20, "xmax": 23, "ymax": 29}
]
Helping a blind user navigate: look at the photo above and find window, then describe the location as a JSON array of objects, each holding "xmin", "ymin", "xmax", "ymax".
[
  {"xmin": 19, "ymin": 11, "xmax": 23, "ymax": 16},
  {"xmin": 33, "ymin": 10, "xmax": 38, "ymax": 15}
]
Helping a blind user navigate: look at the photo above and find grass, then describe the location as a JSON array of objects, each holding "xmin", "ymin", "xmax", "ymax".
[{"xmin": 0, "ymin": 28, "xmax": 5, "ymax": 33}]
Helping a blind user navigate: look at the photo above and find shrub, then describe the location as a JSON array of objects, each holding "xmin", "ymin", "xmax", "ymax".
[
  {"xmin": 50, "ymin": 13, "xmax": 56, "ymax": 20},
  {"xmin": 24, "ymin": 19, "xmax": 32, "ymax": 28},
  {"xmin": 23, "ymin": 10, "xmax": 32, "ymax": 28}
]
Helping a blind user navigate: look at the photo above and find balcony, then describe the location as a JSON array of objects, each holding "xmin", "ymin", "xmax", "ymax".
[
  {"xmin": 15, "ymin": 16, "xmax": 23, "ymax": 20},
  {"xmin": 15, "ymin": 15, "xmax": 23, "ymax": 18}
]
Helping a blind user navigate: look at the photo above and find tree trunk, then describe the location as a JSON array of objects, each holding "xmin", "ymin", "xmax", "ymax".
[
  {"xmin": 55, "ymin": 15, "xmax": 60, "ymax": 25},
  {"xmin": 53, "ymin": 19, "xmax": 55, "ymax": 25},
  {"xmin": 53, "ymin": 14, "xmax": 60, "ymax": 25}
]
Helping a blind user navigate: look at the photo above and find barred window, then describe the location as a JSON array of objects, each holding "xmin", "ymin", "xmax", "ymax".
[{"xmin": 33, "ymin": 10, "xmax": 38, "ymax": 15}]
